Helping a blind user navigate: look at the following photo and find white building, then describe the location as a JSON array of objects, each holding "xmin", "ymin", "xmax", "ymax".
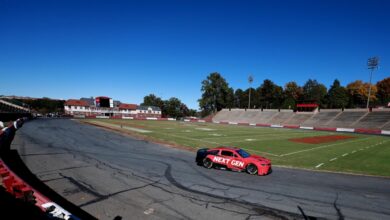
[{"xmin": 64, "ymin": 98, "xmax": 161, "ymax": 118}]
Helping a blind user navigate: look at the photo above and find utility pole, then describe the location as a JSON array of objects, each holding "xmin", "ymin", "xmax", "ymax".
[
  {"xmin": 367, "ymin": 57, "xmax": 379, "ymax": 109},
  {"xmin": 248, "ymin": 75, "xmax": 253, "ymax": 109}
]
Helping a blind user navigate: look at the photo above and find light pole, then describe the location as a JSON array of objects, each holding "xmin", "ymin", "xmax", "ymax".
[
  {"xmin": 248, "ymin": 75, "xmax": 253, "ymax": 109},
  {"xmin": 367, "ymin": 57, "xmax": 379, "ymax": 109}
]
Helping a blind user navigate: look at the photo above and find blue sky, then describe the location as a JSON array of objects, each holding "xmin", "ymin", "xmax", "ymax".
[{"xmin": 1, "ymin": 0, "xmax": 389, "ymax": 109}]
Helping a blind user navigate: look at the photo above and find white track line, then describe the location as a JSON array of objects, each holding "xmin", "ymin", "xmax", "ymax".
[
  {"xmin": 241, "ymin": 148, "xmax": 280, "ymax": 157},
  {"xmin": 280, "ymin": 137, "xmax": 372, "ymax": 157}
]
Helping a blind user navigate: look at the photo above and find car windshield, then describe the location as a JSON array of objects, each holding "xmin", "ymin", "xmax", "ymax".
[{"xmin": 236, "ymin": 149, "xmax": 251, "ymax": 158}]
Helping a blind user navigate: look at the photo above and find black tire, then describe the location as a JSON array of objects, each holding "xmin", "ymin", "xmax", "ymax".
[
  {"xmin": 203, "ymin": 158, "xmax": 213, "ymax": 169},
  {"xmin": 246, "ymin": 164, "xmax": 258, "ymax": 175}
]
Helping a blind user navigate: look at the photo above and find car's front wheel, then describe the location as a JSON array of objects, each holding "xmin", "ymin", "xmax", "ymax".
[
  {"xmin": 246, "ymin": 164, "xmax": 258, "ymax": 175},
  {"xmin": 203, "ymin": 158, "xmax": 213, "ymax": 169}
]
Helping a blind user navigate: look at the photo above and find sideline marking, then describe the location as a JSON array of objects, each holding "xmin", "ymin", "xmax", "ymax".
[{"xmin": 315, "ymin": 163, "xmax": 324, "ymax": 168}]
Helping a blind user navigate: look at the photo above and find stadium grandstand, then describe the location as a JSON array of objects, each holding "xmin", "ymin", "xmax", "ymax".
[
  {"xmin": 212, "ymin": 107, "xmax": 390, "ymax": 130},
  {"xmin": 0, "ymin": 98, "xmax": 31, "ymax": 121}
]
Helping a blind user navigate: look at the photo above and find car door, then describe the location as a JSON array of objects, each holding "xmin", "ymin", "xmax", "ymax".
[
  {"xmin": 230, "ymin": 152, "xmax": 245, "ymax": 170},
  {"xmin": 220, "ymin": 150, "xmax": 234, "ymax": 167}
]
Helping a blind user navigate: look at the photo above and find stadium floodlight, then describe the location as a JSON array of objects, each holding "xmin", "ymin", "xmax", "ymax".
[
  {"xmin": 366, "ymin": 57, "xmax": 379, "ymax": 109},
  {"xmin": 248, "ymin": 75, "xmax": 253, "ymax": 109}
]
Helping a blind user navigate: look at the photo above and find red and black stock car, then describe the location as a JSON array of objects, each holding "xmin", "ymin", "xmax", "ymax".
[{"xmin": 196, "ymin": 147, "xmax": 272, "ymax": 175}]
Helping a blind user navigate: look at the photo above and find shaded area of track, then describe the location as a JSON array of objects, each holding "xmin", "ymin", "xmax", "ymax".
[{"xmin": 13, "ymin": 119, "xmax": 390, "ymax": 219}]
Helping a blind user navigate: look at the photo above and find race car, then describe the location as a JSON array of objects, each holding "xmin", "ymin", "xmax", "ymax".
[{"xmin": 196, "ymin": 146, "xmax": 271, "ymax": 175}]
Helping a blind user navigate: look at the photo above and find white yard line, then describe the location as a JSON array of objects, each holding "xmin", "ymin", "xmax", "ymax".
[
  {"xmin": 159, "ymin": 132, "xmax": 222, "ymax": 145},
  {"xmin": 318, "ymin": 139, "xmax": 389, "ymax": 168},
  {"xmin": 315, "ymin": 163, "xmax": 324, "ymax": 168},
  {"xmin": 216, "ymin": 132, "xmax": 319, "ymax": 144},
  {"xmin": 280, "ymin": 137, "xmax": 372, "ymax": 157}
]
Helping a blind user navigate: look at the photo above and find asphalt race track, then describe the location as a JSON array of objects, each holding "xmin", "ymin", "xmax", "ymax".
[{"xmin": 11, "ymin": 119, "xmax": 390, "ymax": 220}]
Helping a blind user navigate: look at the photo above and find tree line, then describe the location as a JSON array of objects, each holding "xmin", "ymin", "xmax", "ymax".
[
  {"xmin": 141, "ymin": 94, "xmax": 197, "ymax": 118},
  {"xmin": 199, "ymin": 72, "xmax": 390, "ymax": 116}
]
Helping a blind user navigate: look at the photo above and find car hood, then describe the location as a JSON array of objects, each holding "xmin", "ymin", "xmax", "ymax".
[{"xmin": 248, "ymin": 155, "xmax": 271, "ymax": 164}]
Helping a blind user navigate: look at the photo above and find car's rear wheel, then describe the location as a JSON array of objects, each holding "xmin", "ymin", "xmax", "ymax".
[
  {"xmin": 246, "ymin": 164, "xmax": 258, "ymax": 175},
  {"xmin": 203, "ymin": 158, "xmax": 213, "ymax": 169}
]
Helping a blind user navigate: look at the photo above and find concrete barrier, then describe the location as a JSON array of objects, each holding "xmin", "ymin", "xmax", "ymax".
[
  {"xmin": 382, "ymin": 130, "xmax": 390, "ymax": 135},
  {"xmin": 336, "ymin": 128, "xmax": 355, "ymax": 132},
  {"xmin": 300, "ymin": 126, "xmax": 314, "ymax": 130},
  {"xmin": 355, "ymin": 128, "xmax": 382, "ymax": 135},
  {"xmin": 283, "ymin": 125, "xmax": 300, "ymax": 129},
  {"xmin": 314, "ymin": 127, "xmax": 337, "ymax": 131}
]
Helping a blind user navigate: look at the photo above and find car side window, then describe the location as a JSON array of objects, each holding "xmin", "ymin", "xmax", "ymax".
[
  {"xmin": 221, "ymin": 150, "xmax": 233, "ymax": 157},
  {"xmin": 209, "ymin": 150, "xmax": 219, "ymax": 155}
]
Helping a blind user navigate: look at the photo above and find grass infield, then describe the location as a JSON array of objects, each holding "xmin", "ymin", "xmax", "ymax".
[{"xmin": 83, "ymin": 119, "xmax": 390, "ymax": 177}]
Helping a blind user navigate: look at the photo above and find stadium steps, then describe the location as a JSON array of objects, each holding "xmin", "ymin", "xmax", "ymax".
[
  {"xmin": 301, "ymin": 111, "xmax": 339, "ymax": 127},
  {"xmin": 284, "ymin": 113, "xmax": 313, "ymax": 125},
  {"xmin": 354, "ymin": 111, "xmax": 390, "ymax": 129},
  {"xmin": 321, "ymin": 111, "xmax": 367, "ymax": 128},
  {"xmin": 267, "ymin": 112, "xmax": 294, "ymax": 124},
  {"xmin": 350, "ymin": 111, "xmax": 370, "ymax": 127}
]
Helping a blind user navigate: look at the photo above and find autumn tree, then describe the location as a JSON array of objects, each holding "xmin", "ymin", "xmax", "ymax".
[
  {"xmin": 346, "ymin": 80, "xmax": 377, "ymax": 107},
  {"xmin": 282, "ymin": 81, "xmax": 302, "ymax": 109},
  {"xmin": 376, "ymin": 77, "xmax": 390, "ymax": 105}
]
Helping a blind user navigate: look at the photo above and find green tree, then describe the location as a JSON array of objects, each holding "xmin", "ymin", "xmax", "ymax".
[
  {"xmin": 328, "ymin": 79, "xmax": 349, "ymax": 108},
  {"xmin": 302, "ymin": 79, "xmax": 327, "ymax": 106},
  {"xmin": 226, "ymin": 87, "xmax": 235, "ymax": 109},
  {"xmin": 376, "ymin": 77, "xmax": 390, "ymax": 105},
  {"xmin": 199, "ymin": 72, "xmax": 232, "ymax": 116},
  {"xmin": 142, "ymin": 94, "xmax": 165, "ymax": 114},
  {"xmin": 164, "ymin": 97, "xmax": 187, "ymax": 118},
  {"xmin": 256, "ymin": 79, "xmax": 283, "ymax": 109},
  {"xmin": 234, "ymin": 89, "xmax": 245, "ymax": 108}
]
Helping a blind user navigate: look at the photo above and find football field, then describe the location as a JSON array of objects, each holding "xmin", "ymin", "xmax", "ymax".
[{"xmin": 83, "ymin": 119, "xmax": 390, "ymax": 177}]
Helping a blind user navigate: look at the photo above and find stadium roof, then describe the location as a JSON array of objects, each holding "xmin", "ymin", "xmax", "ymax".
[
  {"xmin": 296, "ymin": 103, "xmax": 319, "ymax": 108},
  {"xmin": 64, "ymin": 99, "xmax": 89, "ymax": 107},
  {"xmin": 118, "ymin": 103, "xmax": 138, "ymax": 110}
]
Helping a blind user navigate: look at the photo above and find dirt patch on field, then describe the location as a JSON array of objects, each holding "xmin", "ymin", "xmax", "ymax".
[{"xmin": 289, "ymin": 135, "xmax": 355, "ymax": 144}]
